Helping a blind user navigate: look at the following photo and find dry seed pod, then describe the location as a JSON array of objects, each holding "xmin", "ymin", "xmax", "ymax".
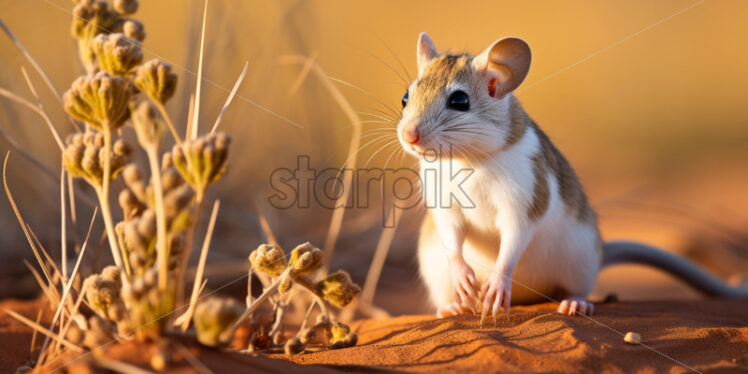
[
  {"xmin": 131, "ymin": 101, "xmax": 163, "ymax": 148},
  {"xmin": 85, "ymin": 272, "xmax": 126, "ymax": 322},
  {"xmin": 289, "ymin": 242, "xmax": 323, "ymax": 275},
  {"xmin": 122, "ymin": 19, "xmax": 146, "ymax": 42},
  {"xmin": 284, "ymin": 337, "xmax": 306, "ymax": 355},
  {"xmin": 113, "ymin": 0, "xmax": 138, "ymax": 15},
  {"xmin": 161, "ymin": 153, "xmax": 173, "ymax": 170},
  {"xmin": 72, "ymin": 0, "xmax": 120, "ymax": 40},
  {"xmin": 161, "ymin": 168, "xmax": 183, "ymax": 191},
  {"xmin": 122, "ymin": 163, "xmax": 143, "ymax": 185},
  {"xmin": 72, "ymin": 0, "xmax": 123, "ymax": 70},
  {"xmin": 121, "ymin": 164, "xmax": 147, "ymax": 200},
  {"xmin": 64, "ymin": 72, "xmax": 131, "ymax": 131},
  {"xmin": 113, "ymin": 138, "xmax": 131, "ymax": 156},
  {"xmin": 66, "ymin": 324, "xmax": 85, "ymax": 345},
  {"xmin": 128, "ymin": 251, "xmax": 147, "ymax": 271},
  {"xmin": 143, "ymin": 268, "xmax": 157, "ymax": 288},
  {"xmin": 123, "ymin": 220, "xmax": 147, "ymax": 254},
  {"xmin": 150, "ymin": 352, "xmax": 167, "ymax": 371},
  {"xmin": 137, "ymin": 209, "xmax": 157, "ymax": 239},
  {"xmin": 67, "ymin": 132, "xmax": 84, "ymax": 146},
  {"xmin": 135, "ymin": 59, "xmax": 177, "ymax": 104},
  {"xmin": 63, "ymin": 143, "xmax": 85, "ymax": 172},
  {"xmin": 168, "ymin": 233, "xmax": 184, "ymax": 256},
  {"xmin": 119, "ymin": 188, "xmax": 143, "ymax": 219},
  {"xmin": 81, "ymin": 146, "xmax": 101, "ymax": 176},
  {"xmin": 164, "ymin": 184, "xmax": 194, "ymax": 220},
  {"xmin": 249, "ymin": 244, "xmax": 287, "ymax": 276},
  {"xmin": 91, "ymin": 33, "xmax": 143, "ymax": 76},
  {"xmin": 330, "ymin": 322, "xmax": 350, "ymax": 343},
  {"xmin": 100, "ymin": 265, "xmax": 121, "ymax": 284},
  {"xmin": 329, "ymin": 322, "xmax": 357, "ymax": 349},
  {"xmin": 300, "ymin": 316, "xmax": 332, "ymax": 345},
  {"xmin": 107, "ymin": 302, "xmax": 127, "ymax": 322},
  {"xmin": 170, "ymin": 132, "xmax": 231, "ymax": 191},
  {"xmin": 193, "ymin": 297, "xmax": 243, "ymax": 347},
  {"xmin": 316, "ymin": 271, "xmax": 361, "ymax": 307}
]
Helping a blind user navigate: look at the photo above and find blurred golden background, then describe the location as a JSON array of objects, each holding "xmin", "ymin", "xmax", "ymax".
[{"xmin": 1, "ymin": 0, "xmax": 747, "ymax": 312}]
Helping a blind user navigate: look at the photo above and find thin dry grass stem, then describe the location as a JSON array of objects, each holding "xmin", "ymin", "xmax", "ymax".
[
  {"xmin": 30, "ymin": 305, "xmax": 45, "ymax": 354},
  {"xmin": 179, "ymin": 200, "xmax": 221, "ymax": 331},
  {"xmin": 4, "ymin": 153, "xmax": 58, "ymax": 290},
  {"xmin": 174, "ymin": 342, "xmax": 215, "ymax": 374},
  {"xmin": 27, "ymin": 226, "xmax": 63, "ymax": 282},
  {"xmin": 20, "ymin": 66, "xmax": 42, "ymax": 103},
  {"xmin": 210, "ymin": 61, "xmax": 248, "ymax": 134},
  {"xmin": 278, "ymin": 55, "xmax": 363, "ymax": 274},
  {"xmin": 95, "ymin": 127, "xmax": 126, "ymax": 272},
  {"xmin": 186, "ymin": 93, "xmax": 196, "ymax": 140},
  {"xmin": 155, "ymin": 102, "xmax": 182, "ymax": 145},
  {"xmin": 39, "ymin": 208, "xmax": 97, "ymax": 360},
  {"xmin": 24, "ymin": 261, "xmax": 58, "ymax": 309},
  {"xmin": 67, "ymin": 173, "xmax": 77, "ymax": 224},
  {"xmin": 144, "ymin": 144, "xmax": 169, "ymax": 290},
  {"xmin": 59, "ymin": 168, "xmax": 68, "ymax": 332},
  {"xmin": 176, "ymin": 198, "xmax": 204, "ymax": 310},
  {"xmin": 0, "ymin": 86, "xmax": 64, "ymax": 151},
  {"xmin": 47, "ymin": 278, "xmax": 89, "ymax": 367},
  {"xmin": 60, "ymin": 166, "xmax": 68, "ymax": 283},
  {"xmin": 93, "ymin": 357, "xmax": 156, "ymax": 374},
  {"xmin": 4, "ymin": 310, "xmax": 83, "ymax": 352},
  {"xmin": 360, "ymin": 207, "xmax": 401, "ymax": 304},
  {"xmin": 190, "ymin": 0, "xmax": 210, "ymax": 141},
  {"xmin": 287, "ymin": 52, "xmax": 318, "ymax": 96}
]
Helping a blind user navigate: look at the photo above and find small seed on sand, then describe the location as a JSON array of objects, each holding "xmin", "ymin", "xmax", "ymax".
[{"xmin": 623, "ymin": 332, "xmax": 641, "ymax": 344}]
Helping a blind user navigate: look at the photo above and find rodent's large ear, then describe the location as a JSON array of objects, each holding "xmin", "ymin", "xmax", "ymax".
[
  {"xmin": 417, "ymin": 32, "xmax": 439, "ymax": 73},
  {"xmin": 474, "ymin": 37, "xmax": 531, "ymax": 99}
]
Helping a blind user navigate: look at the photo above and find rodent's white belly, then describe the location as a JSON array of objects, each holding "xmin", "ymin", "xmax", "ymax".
[
  {"xmin": 419, "ymin": 169, "xmax": 601, "ymax": 306},
  {"xmin": 460, "ymin": 218, "xmax": 600, "ymax": 304},
  {"xmin": 464, "ymin": 174, "xmax": 600, "ymax": 303}
]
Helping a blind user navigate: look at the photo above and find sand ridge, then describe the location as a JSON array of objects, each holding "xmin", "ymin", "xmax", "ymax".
[{"xmin": 2, "ymin": 298, "xmax": 746, "ymax": 373}]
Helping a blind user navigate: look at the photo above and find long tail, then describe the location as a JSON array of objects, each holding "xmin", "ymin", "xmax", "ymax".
[{"xmin": 603, "ymin": 241, "xmax": 748, "ymax": 298}]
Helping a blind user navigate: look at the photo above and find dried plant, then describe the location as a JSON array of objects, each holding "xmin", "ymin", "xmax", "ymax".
[
  {"xmin": 212, "ymin": 242, "xmax": 361, "ymax": 353},
  {"xmin": 0, "ymin": 0, "xmax": 362, "ymax": 370}
]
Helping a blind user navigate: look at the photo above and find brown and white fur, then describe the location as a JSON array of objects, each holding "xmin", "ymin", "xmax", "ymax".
[{"xmin": 398, "ymin": 33, "xmax": 748, "ymax": 320}]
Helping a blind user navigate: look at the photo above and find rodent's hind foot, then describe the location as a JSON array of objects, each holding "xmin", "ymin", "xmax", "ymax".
[
  {"xmin": 436, "ymin": 302, "xmax": 473, "ymax": 318},
  {"xmin": 556, "ymin": 298, "xmax": 594, "ymax": 316}
]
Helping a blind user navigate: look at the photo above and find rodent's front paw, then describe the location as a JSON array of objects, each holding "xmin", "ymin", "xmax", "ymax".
[
  {"xmin": 449, "ymin": 259, "xmax": 479, "ymax": 314},
  {"xmin": 480, "ymin": 271, "xmax": 512, "ymax": 322}
]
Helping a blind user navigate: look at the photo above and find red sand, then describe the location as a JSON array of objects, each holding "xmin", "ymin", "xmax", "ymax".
[{"xmin": 3, "ymin": 298, "xmax": 746, "ymax": 373}]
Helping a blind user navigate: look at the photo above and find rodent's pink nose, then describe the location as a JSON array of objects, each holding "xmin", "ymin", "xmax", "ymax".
[{"xmin": 402, "ymin": 127, "xmax": 419, "ymax": 145}]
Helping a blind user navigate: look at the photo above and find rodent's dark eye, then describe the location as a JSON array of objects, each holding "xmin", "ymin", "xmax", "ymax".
[
  {"xmin": 448, "ymin": 91, "xmax": 469, "ymax": 111},
  {"xmin": 401, "ymin": 91, "xmax": 409, "ymax": 108}
]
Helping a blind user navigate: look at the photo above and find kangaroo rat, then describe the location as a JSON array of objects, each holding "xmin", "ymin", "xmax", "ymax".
[{"xmin": 398, "ymin": 32, "xmax": 748, "ymax": 320}]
